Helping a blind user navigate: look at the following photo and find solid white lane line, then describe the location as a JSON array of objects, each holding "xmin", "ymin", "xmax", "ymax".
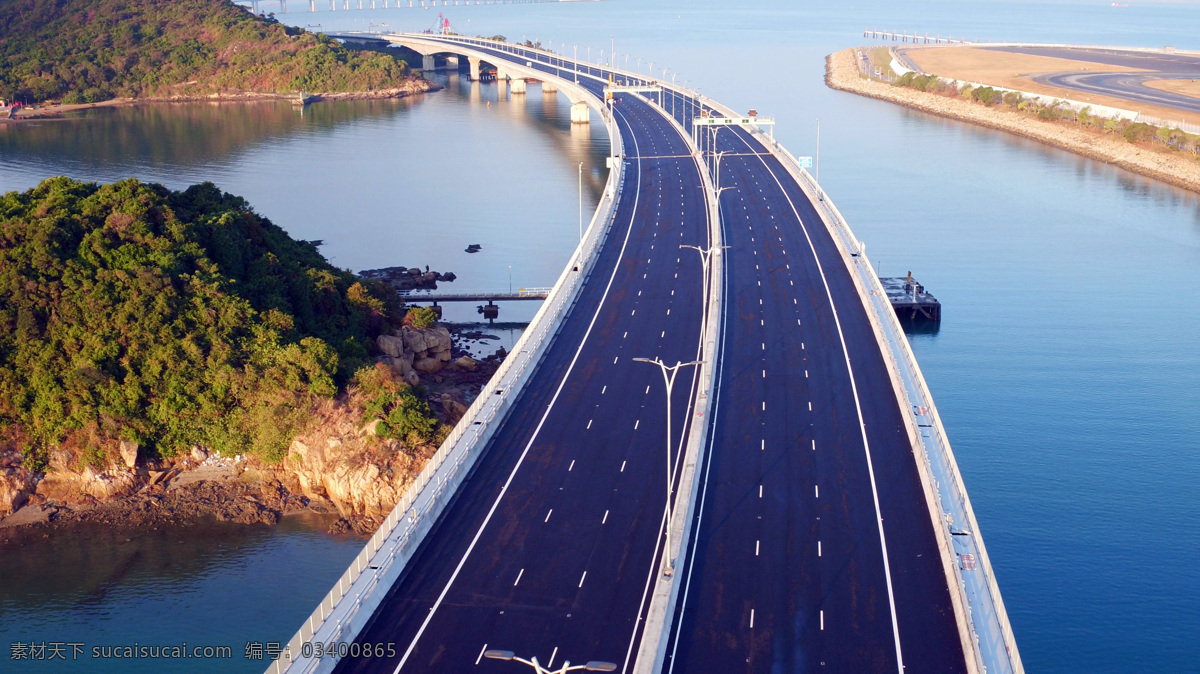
[
  {"xmin": 602, "ymin": 510, "xmax": 609, "ymax": 524},
  {"xmin": 476, "ymin": 644, "xmax": 488, "ymax": 666},
  {"xmin": 578, "ymin": 571, "xmax": 587, "ymax": 588},
  {"xmin": 545, "ymin": 509, "xmax": 553, "ymax": 523},
  {"xmin": 391, "ymin": 111, "xmax": 651, "ymax": 672},
  {"xmin": 514, "ymin": 569, "xmax": 524, "ymax": 586}
]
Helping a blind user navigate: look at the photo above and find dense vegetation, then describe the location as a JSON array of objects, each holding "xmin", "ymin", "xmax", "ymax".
[
  {"xmin": 0, "ymin": 0, "xmax": 416, "ymax": 104},
  {"xmin": 892, "ymin": 71, "xmax": 1200, "ymax": 156},
  {"xmin": 0, "ymin": 177, "xmax": 432, "ymax": 470}
]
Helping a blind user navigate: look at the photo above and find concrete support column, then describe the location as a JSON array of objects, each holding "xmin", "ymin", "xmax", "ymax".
[
  {"xmin": 468, "ymin": 56, "xmax": 480, "ymax": 81},
  {"xmin": 540, "ymin": 80, "xmax": 557, "ymax": 93},
  {"xmin": 422, "ymin": 54, "xmax": 435, "ymax": 71},
  {"xmin": 445, "ymin": 55, "xmax": 459, "ymax": 68},
  {"xmin": 571, "ymin": 101, "xmax": 589, "ymax": 124},
  {"xmin": 510, "ymin": 78, "xmax": 527, "ymax": 94}
]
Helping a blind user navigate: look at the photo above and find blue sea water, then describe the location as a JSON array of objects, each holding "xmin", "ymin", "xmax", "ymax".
[{"xmin": 1, "ymin": 0, "xmax": 1199, "ymax": 671}]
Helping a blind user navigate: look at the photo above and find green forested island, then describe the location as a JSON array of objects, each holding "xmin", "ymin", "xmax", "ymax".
[
  {"xmin": 0, "ymin": 0, "xmax": 421, "ymax": 104},
  {"xmin": 0, "ymin": 178, "xmax": 434, "ymax": 470}
]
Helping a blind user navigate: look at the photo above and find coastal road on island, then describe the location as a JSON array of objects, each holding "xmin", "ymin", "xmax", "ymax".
[{"xmin": 320, "ymin": 37, "xmax": 969, "ymax": 674}]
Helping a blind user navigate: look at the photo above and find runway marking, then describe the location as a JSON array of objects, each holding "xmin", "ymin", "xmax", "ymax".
[
  {"xmin": 587, "ymin": 419, "xmax": 593, "ymax": 429},
  {"xmin": 514, "ymin": 569, "xmax": 524, "ymax": 586},
  {"xmin": 621, "ymin": 460, "xmax": 627, "ymax": 472},
  {"xmin": 603, "ymin": 510, "xmax": 609, "ymax": 524},
  {"xmin": 476, "ymin": 644, "xmax": 488, "ymax": 666},
  {"xmin": 578, "ymin": 571, "xmax": 588, "ymax": 588},
  {"xmin": 545, "ymin": 509, "xmax": 553, "ymax": 523}
]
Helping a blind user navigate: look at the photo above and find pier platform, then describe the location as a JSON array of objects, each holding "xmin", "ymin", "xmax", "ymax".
[{"xmin": 880, "ymin": 273, "xmax": 941, "ymax": 322}]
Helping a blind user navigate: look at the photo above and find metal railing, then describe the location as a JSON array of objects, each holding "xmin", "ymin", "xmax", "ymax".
[
  {"xmin": 268, "ymin": 41, "xmax": 626, "ymax": 673},
  {"xmin": 695, "ymin": 93, "xmax": 1023, "ymax": 673}
]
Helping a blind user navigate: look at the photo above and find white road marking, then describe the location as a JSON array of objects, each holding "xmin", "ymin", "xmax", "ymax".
[
  {"xmin": 755, "ymin": 540, "xmax": 760, "ymax": 556},
  {"xmin": 818, "ymin": 541, "xmax": 822, "ymax": 557},
  {"xmin": 820, "ymin": 610, "xmax": 824, "ymax": 630},
  {"xmin": 759, "ymin": 485, "xmax": 763, "ymax": 498},
  {"xmin": 545, "ymin": 509, "xmax": 553, "ymax": 523},
  {"xmin": 805, "ymin": 370, "xmax": 809, "ymax": 378},
  {"xmin": 514, "ymin": 569, "xmax": 524, "ymax": 586},
  {"xmin": 476, "ymin": 644, "xmax": 488, "ymax": 666},
  {"xmin": 634, "ymin": 420, "xmax": 640, "ymax": 430},
  {"xmin": 621, "ymin": 460, "xmax": 627, "ymax": 472},
  {"xmin": 569, "ymin": 460, "xmax": 575, "ymax": 471},
  {"xmin": 661, "ymin": 330, "xmax": 666, "ymax": 338},
  {"xmin": 797, "ymin": 319, "xmax": 801, "ymax": 326},
  {"xmin": 762, "ymin": 401, "xmax": 765, "ymax": 411},
  {"xmin": 631, "ymin": 309, "xmax": 636, "ymax": 316},
  {"xmin": 812, "ymin": 439, "xmax": 816, "ymax": 451},
  {"xmin": 809, "ymin": 402, "xmax": 813, "ymax": 411},
  {"xmin": 750, "ymin": 609, "xmax": 755, "ymax": 629},
  {"xmin": 646, "ymin": 385, "xmax": 651, "ymax": 395},
  {"xmin": 602, "ymin": 510, "xmax": 609, "ymax": 524},
  {"xmin": 614, "ymin": 356, "xmax": 619, "ymax": 364},
  {"xmin": 601, "ymin": 385, "xmax": 607, "ymax": 395},
  {"xmin": 578, "ymin": 571, "xmax": 588, "ymax": 588},
  {"xmin": 623, "ymin": 331, "xmax": 628, "ymax": 339},
  {"xmin": 761, "ymin": 439, "xmax": 765, "ymax": 450},
  {"xmin": 587, "ymin": 419, "xmax": 593, "ymax": 429}
]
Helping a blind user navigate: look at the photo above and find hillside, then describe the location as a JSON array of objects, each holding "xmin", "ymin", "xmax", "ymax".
[
  {"xmin": 0, "ymin": 0, "xmax": 427, "ymax": 104},
  {"xmin": 0, "ymin": 177, "xmax": 438, "ymax": 471}
]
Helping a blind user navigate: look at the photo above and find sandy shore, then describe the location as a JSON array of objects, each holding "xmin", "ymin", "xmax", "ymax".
[{"xmin": 826, "ymin": 48, "xmax": 1200, "ymax": 195}]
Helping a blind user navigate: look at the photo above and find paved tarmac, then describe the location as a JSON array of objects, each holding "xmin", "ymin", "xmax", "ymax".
[
  {"xmin": 331, "ymin": 39, "xmax": 965, "ymax": 673},
  {"xmin": 989, "ymin": 46, "xmax": 1200, "ymax": 114}
]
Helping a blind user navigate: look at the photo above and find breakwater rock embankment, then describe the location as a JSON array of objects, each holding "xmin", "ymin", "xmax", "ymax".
[{"xmin": 825, "ymin": 48, "xmax": 1200, "ymax": 195}]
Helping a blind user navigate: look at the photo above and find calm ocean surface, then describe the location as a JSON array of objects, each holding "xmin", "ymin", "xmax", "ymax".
[{"xmin": 2, "ymin": 1, "xmax": 1198, "ymax": 671}]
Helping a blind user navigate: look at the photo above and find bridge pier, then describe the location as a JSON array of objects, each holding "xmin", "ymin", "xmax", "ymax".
[
  {"xmin": 422, "ymin": 54, "xmax": 435, "ymax": 71},
  {"xmin": 510, "ymin": 78, "xmax": 527, "ymax": 94},
  {"xmin": 445, "ymin": 55, "xmax": 459, "ymax": 69},
  {"xmin": 541, "ymin": 80, "xmax": 557, "ymax": 94},
  {"xmin": 467, "ymin": 56, "xmax": 480, "ymax": 81},
  {"xmin": 571, "ymin": 101, "xmax": 589, "ymax": 124}
]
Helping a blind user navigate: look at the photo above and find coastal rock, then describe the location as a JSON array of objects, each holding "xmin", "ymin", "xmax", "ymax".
[
  {"xmin": 377, "ymin": 334, "xmax": 405, "ymax": 358},
  {"xmin": 80, "ymin": 466, "xmax": 137, "ymax": 501},
  {"xmin": 451, "ymin": 356, "xmax": 478, "ymax": 372},
  {"xmin": 400, "ymin": 325, "xmax": 452, "ymax": 374},
  {"xmin": 119, "ymin": 440, "xmax": 139, "ymax": 469},
  {"xmin": 0, "ymin": 460, "xmax": 36, "ymax": 518},
  {"xmin": 190, "ymin": 446, "xmax": 208, "ymax": 462},
  {"xmin": 440, "ymin": 394, "xmax": 468, "ymax": 425}
]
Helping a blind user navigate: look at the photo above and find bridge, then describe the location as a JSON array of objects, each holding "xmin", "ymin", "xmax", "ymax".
[{"xmin": 270, "ymin": 34, "xmax": 1022, "ymax": 674}]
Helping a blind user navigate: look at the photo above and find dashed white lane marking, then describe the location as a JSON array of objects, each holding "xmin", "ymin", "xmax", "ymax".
[
  {"xmin": 645, "ymin": 385, "xmax": 651, "ymax": 395},
  {"xmin": 755, "ymin": 540, "xmax": 760, "ymax": 556},
  {"xmin": 634, "ymin": 419, "xmax": 640, "ymax": 430},
  {"xmin": 762, "ymin": 342, "xmax": 766, "ymax": 350},
  {"xmin": 759, "ymin": 299, "xmax": 763, "ymax": 305},
  {"xmin": 797, "ymin": 319, "xmax": 801, "ymax": 326},
  {"xmin": 621, "ymin": 460, "xmax": 627, "ymax": 472},
  {"xmin": 815, "ymin": 484, "xmax": 819, "ymax": 498},
  {"xmin": 623, "ymin": 331, "xmax": 628, "ymax": 339},
  {"xmin": 808, "ymin": 402, "xmax": 813, "ymax": 411},
  {"xmin": 762, "ymin": 401, "xmax": 765, "ymax": 411},
  {"xmin": 614, "ymin": 356, "xmax": 619, "ymax": 364},
  {"xmin": 667, "ymin": 309, "xmax": 671, "ymax": 316},
  {"xmin": 631, "ymin": 309, "xmax": 636, "ymax": 316},
  {"xmin": 602, "ymin": 510, "xmax": 609, "ymax": 524},
  {"xmin": 801, "ymin": 342, "xmax": 805, "ymax": 350},
  {"xmin": 578, "ymin": 571, "xmax": 588, "ymax": 588},
  {"xmin": 812, "ymin": 439, "xmax": 816, "ymax": 451},
  {"xmin": 476, "ymin": 644, "xmax": 488, "ymax": 666},
  {"xmin": 805, "ymin": 370, "xmax": 809, "ymax": 378},
  {"xmin": 661, "ymin": 330, "xmax": 666, "ymax": 338},
  {"xmin": 761, "ymin": 439, "xmax": 765, "ymax": 450},
  {"xmin": 601, "ymin": 385, "xmax": 607, "ymax": 395},
  {"xmin": 638, "ymin": 290, "xmax": 642, "ymax": 296},
  {"xmin": 759, "ymin": 484, "xmax": 763, "ymax": 498},
  {"xmin": 820, "ymin": 610, "xmax": 825, "ymax": 631},
  {"xmin": 750, "ymin": 609, "xmax": 756, "ymax": 629},
  {"xmin": 545, "ymin": 509, "xmax": 553, "ymax": 523},
  {"xmin": 514, "ymin": 569, "xmax": 524, "ymax": 586},
  {"xmin": 818, "ymin": 541, "xmax": 822, "ymax": 557},
  {"xmin": 587, "ymin": 419, "xmax": 593, "ymax": 429},
  {"xmin": 569, "ymin": 460, "xmax": 575, "ymax": 471},
  {"xmin": 762, "ymin": 370, "xmax": 766, "ymax": 378}
]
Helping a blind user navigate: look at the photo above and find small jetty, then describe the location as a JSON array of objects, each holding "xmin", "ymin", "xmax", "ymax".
[{"xmin": 880, "ymin": 272, "xmax": 941, "ymax": 322}]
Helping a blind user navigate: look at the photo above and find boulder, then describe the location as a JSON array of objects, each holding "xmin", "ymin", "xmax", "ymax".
[
  {"xmin": 0, "ymin": 467, "xmax": 35, "ymax": 517},
  {"xmin": 403, "ymin": 370, "xmax": 421, "ymax": 387},
  {"xmin": 190, "ymin": 446, "xmax": 208, "ymax": 462},
  {"xmin": 441, "ymin": 394, "xmax": 467, "ymax": 424},
  {"xmin": 118, "ymin": 440, "xmax": 139, "ymax": 469},
  {"xmin": 452, "ymin": 356, "xmax": 478, "ymax": 372},
  {"xmin": 377, "ymin": 334, "xmax": 405, "ymax": 358},
  {"xmin": 413, "ymin": 356, "xmax": 444, "ymax": 374}
]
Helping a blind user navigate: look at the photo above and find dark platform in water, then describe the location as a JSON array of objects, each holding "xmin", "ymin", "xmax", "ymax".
[{"xmin": 879, "ymin": 274, "xmax": 941, "ymax": 322}]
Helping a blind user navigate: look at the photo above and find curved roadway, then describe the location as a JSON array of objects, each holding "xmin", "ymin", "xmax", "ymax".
[{"xmin": 331, "ymin": 38, "xmax": 966, "ymax": 673}]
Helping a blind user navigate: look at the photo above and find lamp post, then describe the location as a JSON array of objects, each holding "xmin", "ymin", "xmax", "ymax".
[
  {"xmin": 633, "ymin": 357, "xmax": 702, "ymax": 577},
  {"xmin": 483, "ymin": 650, "xmax": 617, "ymax": 674},
  {"xmin": 680, "ymin": 244, "xmax": 728, "ymax": 343},
  {"xmin": 577, "ymin": 161, "xmax": 584, "ymax": 269},
  {"xmin": 574, "ymin": 45, "xmax": 578, "ymax": 83}
]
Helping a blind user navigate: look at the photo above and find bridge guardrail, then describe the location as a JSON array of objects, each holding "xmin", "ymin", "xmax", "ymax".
[
  {"xmin": 665, "ymin": 85, "xmax": 1022, "ymax": 673},
  {"xmin": 269, "ymin": 44, "xmax": 625, "ymax": 673},
  {"xmin": 735, "ymin": 122, "xmax": 1023, "ymax": 672}
]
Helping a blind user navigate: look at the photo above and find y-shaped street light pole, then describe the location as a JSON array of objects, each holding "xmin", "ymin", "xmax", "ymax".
[{"xmin": 483, "ymin": 649, "xmax": 616, "ymax": 673}]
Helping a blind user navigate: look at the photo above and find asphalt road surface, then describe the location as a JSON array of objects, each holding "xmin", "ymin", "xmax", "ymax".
[
  {"xmin": 989, "ymin": 46, "xmax": 1200, "ymax": 115},
  {"xmin": 331, "ymin": 39, "xmax": 966, "ymax": 674}
]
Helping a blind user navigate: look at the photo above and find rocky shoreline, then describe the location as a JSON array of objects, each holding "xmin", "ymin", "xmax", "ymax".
[
  {"xmin": 825, "ymin": 48, "xmax": 1200, "ymax": 195},
  {"xmin": 0, "ymin": 79, "xmax": 440, "ymax": 122},
  {"xmin": 0, "ymin": 319, "xmax": 506, "ymax": 542}
]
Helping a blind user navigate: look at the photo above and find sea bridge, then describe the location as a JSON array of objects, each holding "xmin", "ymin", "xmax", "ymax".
[{"xmin": 271, "ymin": 32, "xmax": 1022, "ymax": 674}]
